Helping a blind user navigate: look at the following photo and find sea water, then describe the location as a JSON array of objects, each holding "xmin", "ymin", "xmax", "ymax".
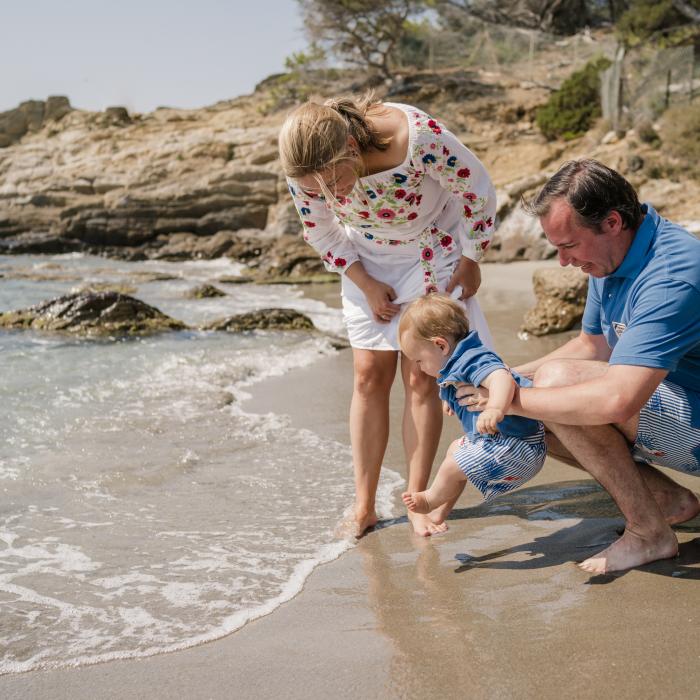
[{"xmin": 0, "ymin": 254, "xmax": 402, "ymax": 674}]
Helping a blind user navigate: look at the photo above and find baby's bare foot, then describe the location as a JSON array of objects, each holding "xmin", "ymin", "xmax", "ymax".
[
  {"xmin": 402, "ymin": 491, "xmax": 431, "ymax": 514},
  {"xmin": 578, "ymin": 526, "xmax": 678, "ymax": 574},
  {"xmin": 428, "ymin": 502, "xmax": 452, "ymax": 530}
]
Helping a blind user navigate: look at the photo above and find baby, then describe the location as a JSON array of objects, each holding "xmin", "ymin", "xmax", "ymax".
[{"xmin": 399, "ymin": 294, "xmax": 546, "ymax": 519}]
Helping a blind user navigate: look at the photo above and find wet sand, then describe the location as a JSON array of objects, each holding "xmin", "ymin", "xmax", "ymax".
[{"xmin": 3, "ymin": 262, "xmax": 699, "ymax": 699}]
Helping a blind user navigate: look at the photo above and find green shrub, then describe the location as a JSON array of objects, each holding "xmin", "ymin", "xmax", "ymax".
[
  {"xmin": 536, "ymin": 57, "xmax": 612, "ymax": 141},
  {"xmin": 616, "ymin": 0, "xmax": 698, "ymax": 47}
]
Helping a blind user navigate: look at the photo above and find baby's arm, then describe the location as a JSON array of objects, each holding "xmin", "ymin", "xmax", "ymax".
[{"xmin": 476, "ymin": 369, "xmax": 516, "ymax": 434}]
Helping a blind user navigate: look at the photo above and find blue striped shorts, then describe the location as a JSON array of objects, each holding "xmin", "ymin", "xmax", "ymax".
[
  {"xmin": 453, "ymin": 425, "xmax": 547, "ymax": 502},
  {"xmin": 632, "ymin": 380, "xmax": 700, "ymax": 475}
]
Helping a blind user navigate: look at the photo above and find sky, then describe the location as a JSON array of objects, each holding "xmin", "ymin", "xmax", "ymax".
[{"xmin": 2, "ymin": 0, "xmax": 307, "ymax": 113}]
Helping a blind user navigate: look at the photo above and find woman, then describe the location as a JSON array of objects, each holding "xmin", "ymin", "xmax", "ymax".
[{"xmin": 278, "ymin": 94, "xmax": 496, "ymax": 537}]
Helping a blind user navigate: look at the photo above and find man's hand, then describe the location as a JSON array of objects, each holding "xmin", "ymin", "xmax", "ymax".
[
  {"xmin": 477, "ymin": 408, "xmax": 503, "ymax": 434},
  {"xmin": 455, "ymin": 383, "xmax": 491, "ymax": 412}
]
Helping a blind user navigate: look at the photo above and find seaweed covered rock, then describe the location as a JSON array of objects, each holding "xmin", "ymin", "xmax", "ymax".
[
  {"xmin": 0, "ymin": 291, "xmax": 186, "ymax": 336},
  {"xmin": 521, "ymin": 267, "xmax": 588, "ymax": 336},
  {"xmin": 185, "ymin": 284, "xmax": 227, "ymax": 299},
  {"xmin": 202, "ymin": 308, "xmax": 315, "ymax": 332}
]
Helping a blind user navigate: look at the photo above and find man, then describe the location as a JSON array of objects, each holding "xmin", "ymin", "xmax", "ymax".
[{"xmin": 460, "ymin": 159, "xmax": 700, "ymax": 573}]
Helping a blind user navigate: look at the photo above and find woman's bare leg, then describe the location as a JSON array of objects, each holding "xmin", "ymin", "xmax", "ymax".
[
  {"xmin": 350, "ymin": 349, "xmax": 398, "ymax": 537},
  {"xmin": 400, "ymin": 353, "xmax": 446, "ymax": 536}
]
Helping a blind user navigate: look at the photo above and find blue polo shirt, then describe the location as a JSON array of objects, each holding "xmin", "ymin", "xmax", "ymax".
[
  {"xmin": 582, "ymin": 204, "xmax": 700, "ymax": 391},
  {"xmin": 438, "ymin": 332, "xmax": 542, "ymax": 439}
]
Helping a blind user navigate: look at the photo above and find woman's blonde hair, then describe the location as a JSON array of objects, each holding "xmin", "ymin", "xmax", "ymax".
[
  {"xmin": 278, "ymin": 92, "xmax": 391, "ymax": 181},
  {"xmin": 398, "ymin": 294, "xmax": 470, "ymax": 347}
]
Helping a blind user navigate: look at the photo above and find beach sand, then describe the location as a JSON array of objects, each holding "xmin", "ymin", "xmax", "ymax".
[{"xmin": 3, "ymin": 262, "xmax": 699, "ymax": 699}]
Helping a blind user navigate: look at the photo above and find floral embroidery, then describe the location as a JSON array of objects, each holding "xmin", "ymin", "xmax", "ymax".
[
  {"xmin": 287, "ymin": 105, "xmax": 495, "ymax": 274},
  {"xmin": 324, "ymin": 250, "xmax": 347, "ymax": 270}
]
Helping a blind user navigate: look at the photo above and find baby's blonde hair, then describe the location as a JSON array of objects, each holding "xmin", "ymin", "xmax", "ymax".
[
  {"xmin": 277, "ymin": 92, "xmax": 391, "ymax": 183},
  {"xmin": 399, "ymin": 294, "xmax": 470, "ymax": 348}
]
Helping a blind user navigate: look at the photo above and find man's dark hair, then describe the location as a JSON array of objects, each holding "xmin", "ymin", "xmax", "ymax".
[{"xmin": 523, "ymin": 159, "xmax": 644, "ymax": 232}]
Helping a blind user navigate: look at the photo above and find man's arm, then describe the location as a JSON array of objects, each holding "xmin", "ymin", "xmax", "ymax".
[
  {"xmin": 510, "ymin": 364, "xmax": 668, "ymax": 425},
  {"xmin": 514, "ymin": 331, "xmax": 611, "ymax": 379}
]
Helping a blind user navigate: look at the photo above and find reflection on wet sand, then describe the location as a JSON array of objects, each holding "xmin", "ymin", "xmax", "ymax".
[{"xmin": 358, "ymin": 476, "xmax": 700, "ymax": 697}]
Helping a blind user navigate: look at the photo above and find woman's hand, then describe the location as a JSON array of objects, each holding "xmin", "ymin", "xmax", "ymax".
[
  {"xmin": 455, "ymin": 383, "xmax": 490, "ymax": 411},
  {"xmin": 345, "ymin": 262, "xmax": 400, "ymax": 324},
  {"xmin": 362, "ymin": 277, "xmax": 401, "ymax": 324},
  {"xmin": 446, "ymin": 257, "xmax": 481, "ymax": 300}
]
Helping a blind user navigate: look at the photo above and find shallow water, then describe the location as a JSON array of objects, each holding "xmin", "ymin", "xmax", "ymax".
[{"xmin": 0, "ymin": 254, "xmax": 401, "ymax": 673}]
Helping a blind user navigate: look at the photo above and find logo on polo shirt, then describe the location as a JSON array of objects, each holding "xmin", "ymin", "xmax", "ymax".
[{"xmin": 612, "ymin": 321, "xmax": 627, "ymax": 338}]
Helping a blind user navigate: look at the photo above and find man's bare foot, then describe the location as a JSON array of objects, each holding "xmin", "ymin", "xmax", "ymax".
[
  {"xmin": 578, "ymin": 526, "xmax": 678, "ymax": 574},
  {"xmin": 402, "ymin": 490, "xmax": 431, "ymax": 514},
  {"xmin": 406, "ymin": 510, "xmax": 447, "ymax": 536}
]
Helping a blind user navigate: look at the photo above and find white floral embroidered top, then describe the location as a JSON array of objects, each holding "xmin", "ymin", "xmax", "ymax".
[{"xmin": 286, "ymin": 102, "xmax": 497, "ymax": 275}]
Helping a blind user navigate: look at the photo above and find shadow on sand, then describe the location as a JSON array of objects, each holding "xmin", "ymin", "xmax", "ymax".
[{"xmin": 375, "ymin": 479, "xmax": 700, "ymax": 584}]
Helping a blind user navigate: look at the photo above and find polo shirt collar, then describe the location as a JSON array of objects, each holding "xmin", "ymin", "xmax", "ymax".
[{"xmin": 610, "ymin": 203, "xmax": 658, "ymax": 279}]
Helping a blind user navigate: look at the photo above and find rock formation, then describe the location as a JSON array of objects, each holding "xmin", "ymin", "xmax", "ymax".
[
  {"xmin": 521, "ymin": 267, "xmax": 588, "ymax": 336},
  {"xmin": 0, "ymin": 291, "xmax": 186, "ymax": 336}
]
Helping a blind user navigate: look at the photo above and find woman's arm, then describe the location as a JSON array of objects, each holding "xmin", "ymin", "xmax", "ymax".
[
  {"xmin": 287, "ymin": 179, "xmax": 359, "ymax": 275},
  {"xmin": 416, "ymin": 116, "xmax": 497, "ymax": 270}
]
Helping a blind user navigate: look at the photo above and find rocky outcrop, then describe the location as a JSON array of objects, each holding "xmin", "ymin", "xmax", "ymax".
[
  {"xmin": 2, "ymin": 60, "xmax": 699, "ymax": 274},
  {"xmin": 521, "ymin": 267, "xmax": 588, "ymax": 336},
  {"xmin": 0, "ymin": 292, "xmax": 186, "ymax": 336},
  {"xmin": 0, "ymin": 96, "xmax": 72, "ymax": 148},
  {"xmin": 202, "ymin": 308, "xmax": 315, "ymax": 332},
  {"xmin": 185, "ymin": 284, "xmax": 226, "ymax": 299}
]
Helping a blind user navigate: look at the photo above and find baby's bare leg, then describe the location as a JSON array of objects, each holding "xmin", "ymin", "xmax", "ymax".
[{"xmin": 402, "ymin": 452, "xmax": 467, "ymax": 515}]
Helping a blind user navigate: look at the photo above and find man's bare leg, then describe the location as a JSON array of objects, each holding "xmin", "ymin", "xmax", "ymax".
[
  {"xmin": 403, "ymin": 447, "xmax": 467, "ymax": 516},
  {"xmin": 349, "ymin": 349, "xmax": 397, "ymax": 537},
  {"xmin": 536, "ymin": 360, "xmax": 680, "ymax": 573},
  {"xmin": 400, "ymin": 354, "xmax": 447, "ymax": 535},
  {"xmin": 538, "ymin": 359, "xmax": 699, "ymax": 524},
  {"xmin": 546, "ymin": 432, "xmax": 700, "ymax": 525},
  {"xmin": 546, "ymin": 420, "xmax": 678, "ymax": 572}
]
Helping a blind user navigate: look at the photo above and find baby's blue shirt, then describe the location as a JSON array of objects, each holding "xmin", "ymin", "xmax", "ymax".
[{"xmin": 438, "ymin": 332, "xmax": 541, "ymax": 440}]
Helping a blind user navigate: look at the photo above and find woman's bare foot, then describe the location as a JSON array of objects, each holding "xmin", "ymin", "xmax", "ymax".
[
  {"xmin": 406, "ymin": 510, "xmax": 447, "ymax": 536},
  {"xmin": 578, "ymin": 525, "xmax": 678, "ymax": 574},
  {"xmin": 353, "ymin": 507, "xmax": 378, "ymax": 539}
]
